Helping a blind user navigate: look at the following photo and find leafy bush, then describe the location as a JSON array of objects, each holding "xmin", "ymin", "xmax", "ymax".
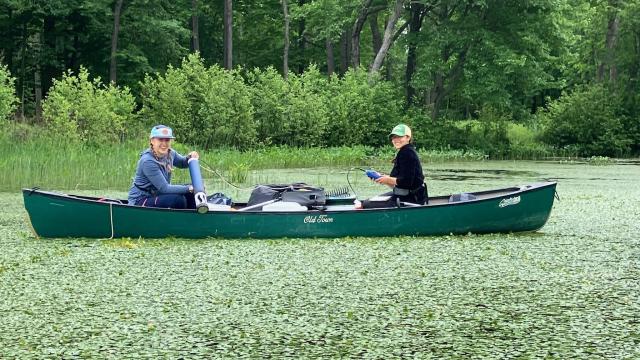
[
  {"xmin": 407, "ymin": 110, "xmax": 471, "ymax": 151},
  {"xmin": 324, "ymin": 69, "xmax": 402, "ymax": 147},
  {"xmin": 247, "ymin": 66, "xmax": 328, "ymax": 147},
  {"xmin": 280, "ymin": 67, "xmax": 329, "ymax": 147},
  {"xmin": 42, "ymin": 67, "xmax": 137, "ymax": 145},
  {"xmin": 246, "ymin": 67, "xmax": 289, "ymax": 145},
  {"xmin": 141, "ymin": 54, "xmax": 256, "ymax": 149},
  {"xmin": 0, "ymin": 63, "xmax": 17, "ymax": 122},
  {"xmin": 541, "ymin": 84, "xmax": 632, "ymax": 156},
  {"xmin": 506, "ymin": 122, "xmax": 553, "ymax": 159},
  {"xmin": 466, "ymin": 107, "xmax": 511, "ymax": 158}
]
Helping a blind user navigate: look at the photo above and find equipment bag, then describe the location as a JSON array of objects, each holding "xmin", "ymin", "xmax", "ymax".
[
  {"xmin": 448, "ymin": 192, "xmax": 477, "ymax": 203},
  {"xmin": 208, "ymin": 192, "xmax": 233, "ymax": 205},
  {"xmin": 247, "ymin": 183, "xmax": 326, "ymax": 208}
]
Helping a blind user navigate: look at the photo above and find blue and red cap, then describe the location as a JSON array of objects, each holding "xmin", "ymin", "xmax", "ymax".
[{"xmin": 149, "ymin": 125, "xmax": 175, "ymax": 139}]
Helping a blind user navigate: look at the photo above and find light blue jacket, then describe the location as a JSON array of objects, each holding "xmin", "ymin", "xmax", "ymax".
[{"xmin": 127, "ymin": 149, "xmax": 190, "ymax": 205}]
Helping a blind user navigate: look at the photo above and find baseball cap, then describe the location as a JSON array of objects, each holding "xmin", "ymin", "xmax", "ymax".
[
  {"xmin": 389, "ymin": 124, "xmax": 412, "ymax": 138},
  {"xmin": 149, "ymin": 125, "xmax": 175, "ymax": 139}
]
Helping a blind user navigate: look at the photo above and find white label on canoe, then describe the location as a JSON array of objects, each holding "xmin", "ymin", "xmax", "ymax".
[
  {"xmin": 499, "ymin": 196, "xmax": 521, "ymax": 208},
  {"xmin": 304, "ymin": 215, "xmax": 334, "ymax": 224}
]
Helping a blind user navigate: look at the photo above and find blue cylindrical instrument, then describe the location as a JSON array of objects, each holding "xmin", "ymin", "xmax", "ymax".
[
  {"xmin": 365, "ymin": 169, "xmax": 382, "ymax": 180},
  {"xmin": 188, "ymin": 158, "xmax": 208, "ymax": 213}
]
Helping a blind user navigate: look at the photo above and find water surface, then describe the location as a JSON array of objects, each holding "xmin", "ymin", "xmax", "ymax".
[{"xmin": 1, "ymin": 160, "xmax": 638, "ymax": 358}]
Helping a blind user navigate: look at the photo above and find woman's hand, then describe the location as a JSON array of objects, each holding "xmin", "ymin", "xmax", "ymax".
[
  {"xmin": 188, "ymin": 151, "xmax": 199, "ymax": 160},
  {"xmin": 375, "ymin": 175, "xmax": 396, "ymax": 187}
]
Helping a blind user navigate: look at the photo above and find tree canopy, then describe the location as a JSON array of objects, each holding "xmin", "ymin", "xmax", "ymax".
[{"xmin": 0, "ymin": 0, "xmax": 638, "ymax": 154}]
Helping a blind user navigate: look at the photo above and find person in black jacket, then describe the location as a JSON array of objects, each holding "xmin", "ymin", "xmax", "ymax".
[{"xmin": 359, "ymin": 124, "xmax": 427, "ymax": 208}]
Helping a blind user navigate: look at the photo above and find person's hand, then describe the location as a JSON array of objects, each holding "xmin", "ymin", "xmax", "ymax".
[
  {"xmin": 375, "ymin": 175, "xmax": 396, "ymax": 187},
  {"xmin": 188, "ymin": 151, "xmax": 199, "ymax": 160},
  {"xmin": 188, "ymin": 185, "xmax": 194, "ymax": 193}
]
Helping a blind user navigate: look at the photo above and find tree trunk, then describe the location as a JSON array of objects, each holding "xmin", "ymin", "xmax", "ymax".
[
  {"xmin": 339, "ymin": 28, "xmax": 351, "ymax": 75},
  {"xmin": 370, "ymin": 0, "xmax": 404, "ymax": 74},
  {"xmin": 34, "ymin": 29, "xmax": 43, "ymax": 122},
  {"xmin": 406, "ymin": 2, "xmax": 425, "ymax": 106},
  {"xmin": 110, "ymin": 0, "xmax": 124, "ymax": 84},
  {"xmin": 5, "ymin": 8, "xmax": 13, "ymax": 72},
  {"xmin": 597, "ymin": 1, "xmax": 620, "ymax": 83},
  {"xmin": 428, "ymin": 46, "xmax": 468, "ymax": 120},
  {"xmin": 351, "ymin": 0, "xmax": 373, "ymax": 69},
  {"xmin": 42, "ymin": 15, "xmax": 56, "ymax": 98},
  {"xmin": 223, "ymin": 0, "xmax": 233, "ymax": 69},
  {"xmin": 297, "ymin": 0, "xmax": 306, "ymax": 73},
  {"xmin": 282, "ymin": 0, "xmax": 290, "ymax": 79},
  {"xmin": 19, "ymin": 23, "xmax": 26, "ymax": 121},
  {"xmin": 430, "ymin": 73, "xmax": 444, "ymax": 120},
  {"xmin": 607, "ymin": 14, "xmax": 620, "ymax": 83},
  {"xmin": 191, "ymin": 0, "xmax": 200, "ymax": 53},
  {"xmin": 326, "ymin": 39, "xmax": 335, "ymax": 77},
  {"xmin": 34, "ymin": 65, "xmax": 42, "ymax": 122},
  {"xmin": 369, "ymin": 12, "xmax": 382, "ymax": 54}
]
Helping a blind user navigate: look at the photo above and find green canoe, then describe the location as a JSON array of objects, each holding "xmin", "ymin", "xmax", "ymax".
[{"xmin": 23, "ymin": 182, "xmax": 556, "ymax": 239}]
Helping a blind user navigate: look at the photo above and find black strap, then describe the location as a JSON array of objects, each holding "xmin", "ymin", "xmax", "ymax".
[
  {"xmin": 134, "ymin": 183, "xmax": 157, "ymax": 196},
  {"xmin": 394, "ymin": 183, "xmax": 425, "ymax": 196}
]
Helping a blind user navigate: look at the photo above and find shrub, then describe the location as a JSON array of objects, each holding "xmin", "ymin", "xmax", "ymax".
[
  {"xmin": 42, "ymin": 67, "xmax": 137, "ymax": 145},
  {"xmin": 324, "ymin": 69, "xmax": 402, "ymax": 147},
  {"xmin": 0, "ymin": 63, "xmax": 18, "ymax": 122},
  {"xmin": 246, "ymin": 67, "xmax": 288, "ymax": 145},
  {"xmin": 406, "ymin": 110, "xmax": 471, "ymax": 151},
  {"xmin": 247, "ymin": 65, "xmax": 328, "ymax": 147},
  {"xmin": 280, "ymin": 67, "xmax": 329, "ymax": 147},
  {"xmin": 541, "ymin": 84, "xmax": 632, "ymax": 157},
  {"xmin": 141, "ymin": 54, "xmax": 256, "ymax": 149},
  {"xmin": 506, "ymin": 122, "xmax": 553, "ymax": 159}
]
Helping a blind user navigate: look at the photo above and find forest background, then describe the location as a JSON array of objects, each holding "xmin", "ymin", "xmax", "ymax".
[{"xmin": 0, "ymin": 0, "xmax": 639, "ymax": 158}]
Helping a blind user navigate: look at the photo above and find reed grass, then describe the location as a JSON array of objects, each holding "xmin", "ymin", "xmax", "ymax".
[{"xmin": 2, "ymin": 135, "xmax": 579, "ymax": 192}]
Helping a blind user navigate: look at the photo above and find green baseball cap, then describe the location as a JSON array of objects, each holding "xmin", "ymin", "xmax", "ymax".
[{"xmin": 389, "ymin": 124, "xmax": 412, "ymax": 138}]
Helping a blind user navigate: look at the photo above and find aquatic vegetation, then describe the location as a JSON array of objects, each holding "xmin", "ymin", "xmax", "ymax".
[{"xmin": 1, "ymin": 161, "xmax": 638, "ymax": 357}]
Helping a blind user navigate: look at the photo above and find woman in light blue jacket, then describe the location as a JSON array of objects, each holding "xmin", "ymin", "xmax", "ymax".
[{"xmin": 127, "ymin": 125, "xmax": 199, "ymax": 209}]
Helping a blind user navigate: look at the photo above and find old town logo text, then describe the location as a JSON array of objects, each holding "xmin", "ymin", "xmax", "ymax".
[{"xmin": 303, "ymin": 215, "xmax": 334, "ymax": 224}]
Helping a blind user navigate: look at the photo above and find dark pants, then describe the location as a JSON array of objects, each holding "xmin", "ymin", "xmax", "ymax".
[
  {"xmin": 362, "ymin": 184, "xmax": 428, "ymax": 209},
  {"xmin": 136, "ymin": 193, "xmax": 196, "ymax": 209}
]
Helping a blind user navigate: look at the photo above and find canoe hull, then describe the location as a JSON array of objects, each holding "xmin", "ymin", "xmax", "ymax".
[{"xmin": 23, "ymin": 182, "xmax": 556, "ymax": 239}]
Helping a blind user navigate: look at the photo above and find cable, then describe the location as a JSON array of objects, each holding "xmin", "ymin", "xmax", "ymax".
[
  {"xmin": 201, "ymin": 157, "xmax": 369, "ymax": 198},
  {"xmin": 347, "ymin": 167, "xmax": 369, "ymax": 199},
  {"xmin": 198, "ymin": 158, "xmax": 255, "ymax": 192}
]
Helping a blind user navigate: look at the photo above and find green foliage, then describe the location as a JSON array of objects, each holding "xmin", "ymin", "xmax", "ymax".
[
  {"xmin": 0, "ymin": 63, "xmax": 17, "ymax": 122},
  {"xmin": 408, "ymin": 110, "xmax": 472, "ymax": 151},
  {"xmin": 247, "ymin": 66, "xmax": 329, "ymax": 147},
  {"xmin": 228, "ymin": 162, "xmax": 250, "ymax": 183},
  {"xmin": 141, "ymin": 54, "xmax": 256, "ymax": 149},
  {"xmin": 42, "ymin": 67, "xmax": 137, "ymax": 145},
  {"xmin": 541, "ymin": 84, "xmax": 632, "ymax": 157},
  {"xmin": 280, "ymin": 67, "xmax": 330, "ymax": 147},
  {"xmin": 324, "ymin": 69, "xmax": 402, "ymax": 147},
  {"xmin": 467, "ymin": 107, "xmax": 511, "ymax": 158},
  {"xmin": 247, "ymin": 67, "xmax": 289, "ymax": 145},
  {"xmin": 506, "ymin": 122, "xmax": 554, "ymax": 159}
]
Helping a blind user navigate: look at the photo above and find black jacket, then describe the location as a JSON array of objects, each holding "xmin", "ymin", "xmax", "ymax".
[
  {"xmin": 390, "ymin": 144, "xmax": 424, "ymax": 190},
  {"xmin": 361, "ymin": 144, "xmax": 427, "ymax": 208}
]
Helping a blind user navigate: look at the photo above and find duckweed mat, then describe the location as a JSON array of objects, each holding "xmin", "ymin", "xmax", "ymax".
[{"xmin": 1, "ymin": 161, "xmax": 639, "ymax": 358}]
